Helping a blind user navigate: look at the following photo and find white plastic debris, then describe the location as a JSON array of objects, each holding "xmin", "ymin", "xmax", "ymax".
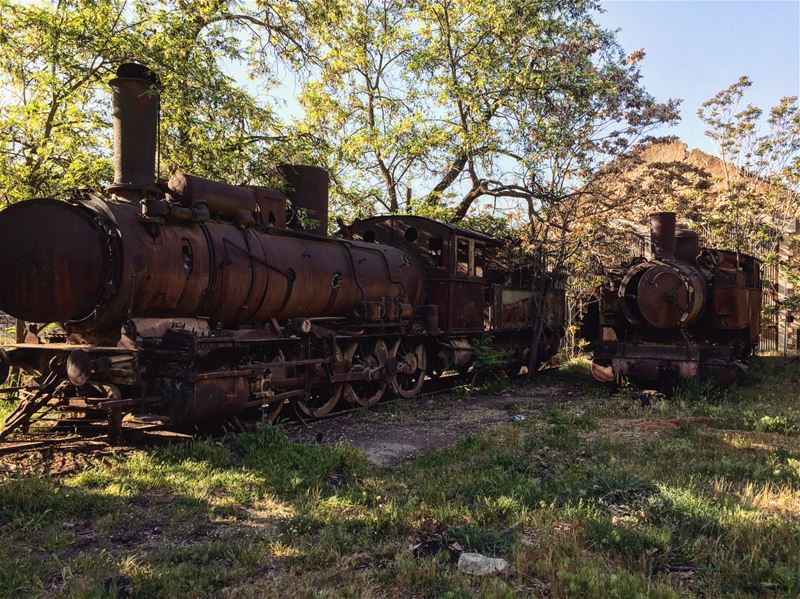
[{"xmin": 457, "ymin": 552, "xmax": 508, "ymax": 576}]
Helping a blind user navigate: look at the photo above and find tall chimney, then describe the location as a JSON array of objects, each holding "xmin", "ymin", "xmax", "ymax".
[
  {"xmin": 108, "ymin": 63, "xmax": 160, "ymax": 194},
  {"xmin": 649, "ymin": 212, "xmax": 676, "ymax": 260},
  {"xmin": 277, "ymin": 164, "xmax": 329, "ymax": 235}
]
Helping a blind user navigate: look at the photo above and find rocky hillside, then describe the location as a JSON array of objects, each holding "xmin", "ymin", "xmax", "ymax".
[
  {"xmin": 588, "ymin": 138, "xmax": 797, "ymax": 250},
  {"xmin": 633, "ymin": 139, "xmax": 726, "ymax": 179}
]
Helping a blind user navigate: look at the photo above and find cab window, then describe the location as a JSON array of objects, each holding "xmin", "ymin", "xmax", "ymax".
[
  {"xmin": 456, "ymin": 238, "xmax": 470, "ymax": 275},
  {"xmin": 474, "ymin": 243, "xmax": 485, "ymax": 278},
  {"xmin": 428, "ymin": 237, "xmax": 444, "ymax": 267}
]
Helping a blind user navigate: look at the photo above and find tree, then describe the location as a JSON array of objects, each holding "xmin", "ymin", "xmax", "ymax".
[
  {"xmin": 697, "ymin": 76, "xmax": 800, "ymax": 261},
  {"xmin": 559, "ymin": 79, "xmax": 800, "ymax": 357},
  {"xmin": 468, "ymin": 38, "xmax": 680, "ymax": 376},
  {"xmin": 0, "ymin": 0, "xmax": 318, "ymax": 207},
  {"xmin": 297, "ymin": 0, "xmax": 680, "ymax": 371},
  {"xmin": 0, "ymin": 0, "xmax": 129, "ymax": 205},
  {"xmin": 299, "ymin": 0, "xmax": 671, "ymax": 225},
  {"xmin": 1, "ymin": 0, "xmax": 682, "ymax": 372},
  {"xmin": 298, "ymin": 0, "xmax": 435, "ymax": 216}
]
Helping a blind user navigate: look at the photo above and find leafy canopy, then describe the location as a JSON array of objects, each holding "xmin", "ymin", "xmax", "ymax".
[{"xmin": 0, "ymin": 0, "xmax": 318, "ymax": 206}]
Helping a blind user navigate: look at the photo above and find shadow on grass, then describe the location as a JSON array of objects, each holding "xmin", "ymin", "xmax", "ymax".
[
  {"xmin": 0, "ymin": 356, "xmax": 799, "ymax": 597},
  {"xmin": 0, "ymin": 427, "xmax": 377, "ymax": 597}
]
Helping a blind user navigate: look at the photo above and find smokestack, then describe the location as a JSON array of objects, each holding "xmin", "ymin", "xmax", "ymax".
[
  {"xmin": 108, "ymin": 63, "xmax": 160, "ymax": 194},
  {"xmin": 277, "ymin": 164, "xmax": 329, "ymax": 235},
  {"xmin": 649, "ymin": 212, "xmax": 676, "ymax": 260}
]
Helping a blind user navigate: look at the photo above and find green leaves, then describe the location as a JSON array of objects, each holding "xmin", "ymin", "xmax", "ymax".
[
  {"xmin": 0, "ymin": 0, "xmax": 681, "ymax": 262},
  {"xmin": 697, "ymin": 76, "xmax": 800, "ymax": 287},
  {"xmin": 0, "ymin": 0, "xmax": 322, "ymax": 206},
  {"xmin": 294, "ymin": 0, "xmax": 680, "ymax": 225},
  {"xmin": 0, "ymin": 0, "xmax": 122, "ymax": 204}
]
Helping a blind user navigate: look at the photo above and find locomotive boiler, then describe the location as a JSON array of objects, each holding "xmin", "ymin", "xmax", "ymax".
[
  {"xmin": 583, "ymin": 212, "xmax": 761, "ymax": 390},
  {"xmin": 0, "ymin": 63, "xmax": 563, "ymax": 442}
]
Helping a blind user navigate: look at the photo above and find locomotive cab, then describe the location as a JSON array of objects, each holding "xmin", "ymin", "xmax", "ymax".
[
  {"xmin": 350, "ymin": 215, "xmax": 502, "ymax": 332},
  {"xmin": 351, "ymin": 215, "xmax": 565, "ymax": 375}
]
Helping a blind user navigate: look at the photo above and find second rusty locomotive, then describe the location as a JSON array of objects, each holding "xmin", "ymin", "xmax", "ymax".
[
  {"xmin": 0, "ymin": 63, "xmax": 563, "ymax": 440},
  {"xmin": 583, "ymin": 212, "xmax": 761, "ymax": 390}
]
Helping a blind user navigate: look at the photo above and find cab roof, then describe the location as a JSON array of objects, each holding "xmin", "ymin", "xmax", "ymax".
[{"xmin": 354, "ymin": 215, "xmax": 504, "ymax": 247}]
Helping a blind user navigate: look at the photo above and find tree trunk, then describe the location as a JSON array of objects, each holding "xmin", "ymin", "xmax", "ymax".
[
  {"xmin": 377, "ymin": 159, "xmax": 398, "ymax": 212},
  {"xmin": 526, "ymin": 279, "xmax": 552, "ymax": 380},
  {"xmin": 526, "ymin": 311, "xmax": 546, "ymax": 381},
  {"xmin": 427, "ymin": 152, "xmax": 468, "ymax": 204},
  {"xmin": 453, "ymin": 186, "xmax": 481, "ymax": 220}
]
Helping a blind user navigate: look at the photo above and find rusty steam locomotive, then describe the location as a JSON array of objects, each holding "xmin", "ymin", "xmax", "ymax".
[
  {"xmin": 0, "ymin": 63, "xmax": 564, "ymax": 441},
  {"xmin": 583, "ymin": 212, "xmax": 761, "ymax": 390}
]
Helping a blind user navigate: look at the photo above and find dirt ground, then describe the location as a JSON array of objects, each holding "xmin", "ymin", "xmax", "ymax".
[
  {"xmin": 0, "ymin": 382, "xmax": 588, "ymax": 478},
  {"xmin": 285, "ymin": 383, "xmax": 587, "ymax": 465}
]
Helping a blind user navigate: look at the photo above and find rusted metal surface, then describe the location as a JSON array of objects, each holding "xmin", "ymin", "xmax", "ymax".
[
  {"xmin": 9, "ymin": 197, "xmax": 425, "ymax": 342},
  {"xmin": 0, "ymin": 62, "xmax": 566, "ymax": 444},
  {"xmin": 0, "ymin": 199, "xmax": 111, "ymax": 323},
  {"xmin": 108, "ymin": 63, "xmax": 160, "ymax": 193},
  {"xmin": 586, "ymin": 212, "xmax": 761, "ymax": 390}
]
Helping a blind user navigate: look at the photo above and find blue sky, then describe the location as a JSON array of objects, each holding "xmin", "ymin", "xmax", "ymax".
[
  {"xmin": 252, "ymin": 1, "xmax": 800, "ymax": 156},
  {"xmin": 595, "ymin": 0, "xmax": 800, "ymax": 154}
]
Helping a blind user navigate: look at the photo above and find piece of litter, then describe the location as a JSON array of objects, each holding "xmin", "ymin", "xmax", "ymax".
[
  {"xmin": 510, "ymin": 414, "xmax": 526, "ymax": 422},
  {"xmin": 457, "ymin": 552, "xmax": 508, "ymax": 575}
]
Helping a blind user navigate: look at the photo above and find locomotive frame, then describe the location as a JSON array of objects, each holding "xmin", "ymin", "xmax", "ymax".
[{"xmin": 0, "ymin": 63, "xmax": 564, "ymax": 443}]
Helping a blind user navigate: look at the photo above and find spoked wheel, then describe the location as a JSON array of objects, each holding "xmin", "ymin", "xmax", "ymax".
[
  {"xmin": 390, "ymin": 340, "xmax": 427, "ymax": 399},
  {"xmin": 344, "ymin": 339, "xmax": 388, "ymax": 407},
  {"xmin": 296, "ymin": 343, "xmax": 345, "ymax": 418}
]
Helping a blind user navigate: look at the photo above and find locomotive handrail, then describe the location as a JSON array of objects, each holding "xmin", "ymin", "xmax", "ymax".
[{"xmin": 219, "ymin": 237, "xmax": 296, "ymax": 279}]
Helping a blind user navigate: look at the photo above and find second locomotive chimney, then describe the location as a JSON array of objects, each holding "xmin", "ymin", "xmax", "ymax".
[
  {"xmin": 649, "ymin": 212, "xmax": 676, "ymax": 260},
  {"xmin": 108, "ymin": 63, "xmax": 160, "ymax": 194}
]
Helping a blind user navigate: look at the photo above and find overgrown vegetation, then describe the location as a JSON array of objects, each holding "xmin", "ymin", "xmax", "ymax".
[
  {"xmin": 0, "ymin": 322, "xmax": 17, "ymax": 422},
  {"xmin": 1, "ymin": 356, "xmax": 798, "ymax": 597}
]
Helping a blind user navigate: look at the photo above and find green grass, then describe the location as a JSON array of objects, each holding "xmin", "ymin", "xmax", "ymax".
[
  {"xmin": 0, "ymin": 357, "xmax": 799, "ymax": 597},
  {"xmin": 0, "ymin": 326, "xmax": 16, "ymax": 422},
  {"xmin": 1, "ymin": 322, "xmax": 15, "ymax": 346}
]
